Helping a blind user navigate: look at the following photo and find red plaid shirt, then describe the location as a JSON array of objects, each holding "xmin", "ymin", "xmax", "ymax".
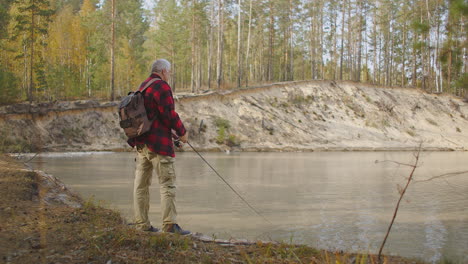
[{"xmin": 127, "ymin": 73, "xmax": 186, "ymax": 157}]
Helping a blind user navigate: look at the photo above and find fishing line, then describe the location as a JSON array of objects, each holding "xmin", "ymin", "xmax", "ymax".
[{"xmin": 183, "ymin": 140, "xmax": 272, "ymax": 225}]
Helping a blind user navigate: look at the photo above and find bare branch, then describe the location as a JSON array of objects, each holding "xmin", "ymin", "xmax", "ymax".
[
  {"xmin": 415, "ymin": 171, "xmax": 468, "ymax": 183},
  {"xmin": 378, "ymin": 142, "xmax": 422, "ymax": 263},
  {"xmin": 375, "ymin": 159, "xmax": 417, "ymax": 168}
]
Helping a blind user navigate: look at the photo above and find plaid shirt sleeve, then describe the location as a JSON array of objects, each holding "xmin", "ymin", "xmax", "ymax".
[{"xmin": 154, "ymin": 81, "xmax": 186, "ymax": 137}]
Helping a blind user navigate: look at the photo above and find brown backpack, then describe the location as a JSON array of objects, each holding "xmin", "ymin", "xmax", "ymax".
[{"xmin": 118, "ymin": 78, "xmax": 160, "ymax": 139}]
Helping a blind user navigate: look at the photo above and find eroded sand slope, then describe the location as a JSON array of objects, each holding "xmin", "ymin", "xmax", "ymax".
[{"xmin": 1, "ymin": 80, "xmax": 467, "ymax": 152}]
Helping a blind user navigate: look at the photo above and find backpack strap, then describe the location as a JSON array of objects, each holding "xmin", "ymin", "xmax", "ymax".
[
  {"xmin": 138, "ymin": 78, "xmax": 163, "ymax": 124},
  {"xmin": 139, "ymin": 78, "xmax": 161, "ymax": 93}
]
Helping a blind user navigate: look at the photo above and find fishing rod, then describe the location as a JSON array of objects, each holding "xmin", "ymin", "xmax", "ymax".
[{"xmin": 174, "ymin": 136, "xmax": 272, "ymax": 225}]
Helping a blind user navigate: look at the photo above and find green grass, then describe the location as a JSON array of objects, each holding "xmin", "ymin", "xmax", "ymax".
[
  {"xmin": 214, "ymin": 117, "xmax": 231, "ymax": 144},
  {"xmin": 216, "ymin": 126, "xmax": 226, "ymax": 144},
  {"xmin": 214, "ymin": 117, "xmax": 230, "ymax": 130}
]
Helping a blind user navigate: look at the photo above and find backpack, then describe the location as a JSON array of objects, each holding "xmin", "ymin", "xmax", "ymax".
[{"xmin": 118, "ymin": 78, "xmax": 160, "ymax": 139}]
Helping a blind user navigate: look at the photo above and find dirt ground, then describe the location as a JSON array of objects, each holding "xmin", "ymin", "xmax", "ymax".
[{"xmin": 0, "ymin": 154, "xmax": 424, "ymax": 264}]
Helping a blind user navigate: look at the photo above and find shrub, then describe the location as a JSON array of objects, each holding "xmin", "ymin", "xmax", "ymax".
[
  {"xmin": 226, "ymin": 134, "xmax": 239, "ymax": 147},
  {"xmin": 216, "ymin": 125, "xmax": 226, "ymax": 144},
  {"xmin": 214, "ymin": 118, "xmax": 230, "ymax": 144},
  {"xmin": 214, "ymin": 117, "xmax": 230, "ymax": 130},
  {"xmin": 426, "ymin": 118, "xmax": 438, "ymax": 126},
  {"xmin": 406, "ymin": 130, "xmax": 416, "ymax": 137},
  {"xmin": 291, "ymin": 95, "xmax": 313, "ymax": 105},
  {"xmin": 363, "ymin": 94, "xmax": 372, "ymax": 103},
  {"xmin": 280, "ymin": 102, "xmax": 290, "ymax": 108}
]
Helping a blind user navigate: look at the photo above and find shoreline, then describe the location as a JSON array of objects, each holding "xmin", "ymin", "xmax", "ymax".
[
  {"xmin": 8, "ymin": 145, "xmax": 467, "ymax": 155},
  {"xmin": 0, "ymin": 154, "xmax": 426, "ymax": 263}
]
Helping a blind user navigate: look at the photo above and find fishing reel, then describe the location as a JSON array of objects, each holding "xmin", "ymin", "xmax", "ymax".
[{"xmin": 174, "ymin": 139, "xmax": 182, "ymax": 148}]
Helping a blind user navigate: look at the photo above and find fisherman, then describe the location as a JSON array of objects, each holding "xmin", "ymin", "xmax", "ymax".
[{"xmin": 128, "ymin": 59, "xmax": 190, "ymax": 235}]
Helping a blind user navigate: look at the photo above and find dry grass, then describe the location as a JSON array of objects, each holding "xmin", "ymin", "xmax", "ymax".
[{"xmin": 0, "ymin": 155, "xmax": 426, "ymax": 264}]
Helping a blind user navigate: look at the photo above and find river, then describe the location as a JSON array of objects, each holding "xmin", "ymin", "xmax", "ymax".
[{"xmin": 29, "ymin": 151, "xmax": 468, "ymax": 263}]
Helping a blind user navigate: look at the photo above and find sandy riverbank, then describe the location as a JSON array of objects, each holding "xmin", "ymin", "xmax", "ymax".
[{"xmin": 0, "ymin": 80, "xmax": 467, "ymax": 153}]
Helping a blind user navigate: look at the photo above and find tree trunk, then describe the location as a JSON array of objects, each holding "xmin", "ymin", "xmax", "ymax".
[
  {"xmin": 268, "ymin": 2, "xmax": 274, "ymax": 81},
  {"xmin": 86, "ymin": 57, "xmax": 91, "ymax": 97},
  {"xmin": 378, "ymin": 32, "xmax": 382, "ymax": 85},
  {"xmin": 339, "ymin": 0, "xmax": 346, "ymax": 80},
  {"xmin": 236, "ymin": 0, "xmax": 242, "ymax": 88},
  {"xmin": 435, "ymin": 16, "xmax": 441, "ymax": 93},
  {"xmin": 29, "ymin": 8, "xmax": 35, "ymax": 103},
  {"xmin": 331, "ymin": 8, "xmax": 337, "ymax": 80},
  {"xmin": 356, "ymin": 0, "xmax": 364, "ymax": 82},
  {"xmin": 373, "ymin": 7, "xmax": 377, "ymax": 84},
  {"xmin": 346, "ymin": 0, "xmax": 352, "ymax": 80},
  {"xmin": 319, "ymin": 0, "xmax": 324, "ymax": 79},
  {"xmin": 191, "ymin": 0, "xmax": 196, "ymax": 93},
  {"xmin": 23, "ymin": 42, "xmax": 28, "ymax": 100},
  {"xmin": 216, "ymin": 0, "xmax": 224, "ymax": 89},
  {"xmin": 207, "ymin": 0, "xmax": 214, "ymax": 89},
  {"xmin": 110, "ymin": 0, "xmax": 115, "ymax": 101},
  {"xmin": 171, "ymin": 49, "xmax": 176, "ymax": 91},
  {"xmin": 412, "ymin": 38, "xmax": 417, "ymax": 87},
  {"xmin": 309, "ymin": 1, "xmax": 315, "ymax": 79},
  {"xmin": 197, "ymin": 35, "xmax": 202, "ymax": 91},
  {"xmin": 401, "ymin": 21, "xmax": 406, "ymax": 86},
  {"xmin": 386, "ymin": 28, "xmax": 391, "ymax": 86},
  {"xmin": 289, "ymin": 0, "xmax": 293, "ymax": 81},
  {"xmin": 389, "ymin": 26, "xmax": 394, "ymax": 87},
  {"xmin": 245, "ymin": 0, "xmax": 252, "ymax": 87},
  {"xmin": 460, "ymin": 16, "xmax": 466, "ymax": 95}
]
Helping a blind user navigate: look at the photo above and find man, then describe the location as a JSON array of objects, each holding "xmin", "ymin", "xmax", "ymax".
[{"xmin": 128, "ymin": 59, "xmax": 190, "ymax": 235}]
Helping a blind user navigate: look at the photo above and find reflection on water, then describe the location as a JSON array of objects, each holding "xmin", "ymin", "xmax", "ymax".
[{"xmin": 29, "ymin": 151, "xmax": 468, "ymax": 263}]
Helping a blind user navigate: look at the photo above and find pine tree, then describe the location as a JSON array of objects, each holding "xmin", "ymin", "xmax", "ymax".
[{"xmin": 10, "ymin": 0, "xmax": 54, "ymax": 102}]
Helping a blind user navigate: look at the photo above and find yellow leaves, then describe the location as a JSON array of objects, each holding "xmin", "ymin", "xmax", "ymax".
[
  {"xmin": 115, "ymin": 39, "xmax": 146, "ymax": 96},
  {"xmin": 47, "ymin": 5, "xmax": 87, "ymax": 69},
  {"xmin": 79, "ymin": 0, "xmax": 95, "ymax": 18},
  {"xmin": 47, "ymin": 5, "xmax": 73, "ymax": 65}
]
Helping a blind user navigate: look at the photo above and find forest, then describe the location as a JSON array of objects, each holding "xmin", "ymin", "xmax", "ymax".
[{"xmin": 0, "ymin": 0, "xmax": 466, "ymax": 104}]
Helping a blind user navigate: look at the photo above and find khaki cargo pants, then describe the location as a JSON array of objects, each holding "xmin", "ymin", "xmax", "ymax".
[{"xmin": 133, "ymin": 145, "xmax": 177, "ymax": 230}]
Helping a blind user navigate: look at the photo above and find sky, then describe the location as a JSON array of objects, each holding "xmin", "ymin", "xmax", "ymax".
[{"xmin": 143, "ymin": 0, "xmax": 155, "ymax": 10}]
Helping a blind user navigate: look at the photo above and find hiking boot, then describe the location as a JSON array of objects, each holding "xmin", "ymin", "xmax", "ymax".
[
  {"xmin": 163, "ymin": 224, "xmax": 191, "ymax": 235},
  {"xmin": 143, "ymin": 225, "xmax": 160, "ymax": 232}
]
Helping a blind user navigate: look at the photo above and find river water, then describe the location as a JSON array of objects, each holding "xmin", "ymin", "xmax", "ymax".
[{"xmin": 29, "ymin": 151, "xmax": 468, "ymax": 263}]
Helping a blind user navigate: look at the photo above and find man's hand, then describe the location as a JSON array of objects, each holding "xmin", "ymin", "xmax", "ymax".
[{"xmin": 179, "ymin": 132, "xmax": 188, "ymax": 143}]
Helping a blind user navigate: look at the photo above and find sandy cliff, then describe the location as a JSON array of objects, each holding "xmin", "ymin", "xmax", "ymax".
[{"xmin": 1, "ymin": 80, "xmax": 467, "ymax": 152}]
